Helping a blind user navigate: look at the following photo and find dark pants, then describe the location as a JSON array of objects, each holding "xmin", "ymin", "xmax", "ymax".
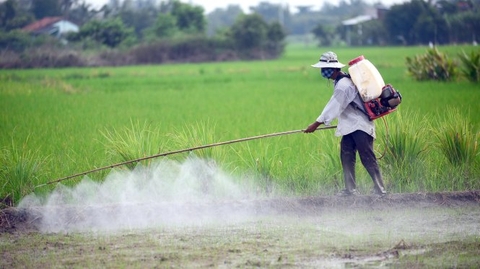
[{"xmin": 340, "ymin": 130, "xmax": 386, "ymax": 194}]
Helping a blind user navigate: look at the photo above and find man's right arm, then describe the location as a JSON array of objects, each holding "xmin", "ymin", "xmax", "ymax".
[{"xmin": 304, "ymin": 121, "xmax": 323, "ymax": 133}]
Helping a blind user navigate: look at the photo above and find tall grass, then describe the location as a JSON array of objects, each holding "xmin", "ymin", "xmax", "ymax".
[
  {"xmin": 431, "ymin": 109, "xmax": 479, "ymax": 190},
  {"xmin": 380, "ymin": 111, "xmax": 429, "ymax": 192},
  {"xmin": 458, "ymin": 50, "xmax": 480, "ymax": 82},
  {"xmin": 0, "ymin": 135, "xmax": 49, "ymax": 205},
  {"xmin": 167, "ymin": 120, "xmax": 226, "ymax": 161},
  {"xmin": 434, "ymin": 109, "xmax": 478, "ymax": 167},
  {"xmin": 231, "ymin": 141, "xmax": 286, "ymax": 195},
  {"xmin": 101, "ymin": 120, "xmax": 169, "ymax": 170},
  {"xmin": 302, "ymin": 133, "xmax": 343, "ymax": 195}
]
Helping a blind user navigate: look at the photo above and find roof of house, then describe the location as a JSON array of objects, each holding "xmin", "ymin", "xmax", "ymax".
[
  {"xmin": 22, "ymin": 17, "xmax": 64, "ymax": 32},
  {"xmin": 342, "ymin": 15, "xmax": 375, "ymax": 26}
]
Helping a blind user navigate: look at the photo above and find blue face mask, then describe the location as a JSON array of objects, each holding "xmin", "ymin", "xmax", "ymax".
[{"xmin": 321, "ymin": 68, "xmax": 335, "ymax": 79}]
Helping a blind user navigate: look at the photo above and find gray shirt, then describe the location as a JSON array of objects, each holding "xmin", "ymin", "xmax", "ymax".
[{"xmin": 316, "ymin": 76, "xmax": 376, "ymax": 139}]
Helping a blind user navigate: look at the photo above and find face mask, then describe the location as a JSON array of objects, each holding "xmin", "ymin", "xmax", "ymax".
[{"xmin": 321, "ymin": 68, "xmax": 335, "ymax": 79}]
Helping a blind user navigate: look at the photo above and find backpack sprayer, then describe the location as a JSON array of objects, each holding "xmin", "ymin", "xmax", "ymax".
[
  {"xmin": 348, "ymin": 56, "xmax": 402, "ymax": 120},
  {"xmin": 34, "ymin": 126, "xmax": 337, "ymax": 190},
  {"xmin": 364, "ymin": 84, "xmax": 402, "ymax": 120}
]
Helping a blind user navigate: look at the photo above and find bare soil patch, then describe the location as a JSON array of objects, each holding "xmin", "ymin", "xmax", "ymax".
[
  {"xmin": 1, "ymin": 190, "xmax": 479, "ymax": 268},
  {"xmin": 2, "ymin": 190, "xmax": 479, "ymax": 234}
]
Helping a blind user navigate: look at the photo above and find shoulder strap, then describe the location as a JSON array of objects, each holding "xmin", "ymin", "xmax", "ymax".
[
  {"xmin": 335, "ymin": 72, "xmax": 351, "ymax": 84},
  {"xmin": 335, "ymin": 71, "xmax": 371, "ymax": 120},
  {"xmin": 350, "ymin": 96, "xmax": 371, "ymax": 120}
]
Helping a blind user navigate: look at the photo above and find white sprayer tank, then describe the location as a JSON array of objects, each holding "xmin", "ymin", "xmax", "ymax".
[{"xmin": 348, "ymin": 56, "xmax": 385, "ymax": 102}]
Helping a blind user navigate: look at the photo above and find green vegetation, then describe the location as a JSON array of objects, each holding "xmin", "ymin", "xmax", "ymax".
[
  {"xmin": 406, "ymin": 48, "xmax": 457, "ymax": 81},
  {"xmin": 100, "ymin": 120, "xmax": 168, "ymax": 170},
  {"xmin": 2, "ymin": 0, "xmax": 480, "ymax": 68},
  {"xmin": 1, "ymin": 45, "xmax": 479, "ymax": 205},
  {"xmin": 0, "ymin": 135, "xmax": 48, "ymax": 205},
  {"xmin": 405, "ymin": 48, "xmax": 480, "ymax": 82},
  {"xmin": 0, "ymin": 0, "xmax": 287, "ymax": 68},
  {"xmin": 380, "ymin": 112, "xmax": 428, "ymax": 192},
  {"xmin": 458, "ymin": 50, "xmax": 480, "ymax": 82},
  {"xmin": 68, "ymin": 18, "xmax": 135, "ymax": 48}
]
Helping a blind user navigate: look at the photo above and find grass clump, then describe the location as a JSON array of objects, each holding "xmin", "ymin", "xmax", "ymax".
[
  {"xmin": 458, "ymin": 50, "xmax": 480, "ymax": 83},
  {"xmin": 433, "ymin": 109, "xmax": 478, "ymax": 167},
  {"xmin": 0, "ymin": 136, "xmax": 49, "ymax": 206},
  {"xmin": 405, "ymin": 48, "xmax": 457, "ymax": 81},
  {"xmin": 432, "ymin": 109, "xmax": 479, "ymax": 190},
  {"xmin": 168, "ymin": 120, "xmax": 226, "ymax": 162},
  {"xmin": 101, "ymin": 120, "xmax": 168, "ymax": 170},
  {"xmin": 380, "ymin": 112, "xmax": 428, "ymax": 192}
]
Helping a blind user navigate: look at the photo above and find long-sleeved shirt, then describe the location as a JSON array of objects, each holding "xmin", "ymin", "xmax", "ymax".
[{"xmin": 316, "ymin": 76, "xmax": 376, "ymax": 139}]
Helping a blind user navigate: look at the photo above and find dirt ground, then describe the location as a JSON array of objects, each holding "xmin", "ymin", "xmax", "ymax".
[{"xmin": 1, "ymin": 190, "xmax": 480, "ymax": 268}]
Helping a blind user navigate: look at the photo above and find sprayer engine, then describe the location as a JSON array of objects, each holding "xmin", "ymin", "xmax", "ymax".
[{"xmin": 364, "ymin": 84, "xmax": 402, "ymax": 120}]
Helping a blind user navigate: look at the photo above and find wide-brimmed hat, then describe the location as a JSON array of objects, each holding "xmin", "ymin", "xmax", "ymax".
[{"xmin": 311, "ymin": 51, "xmax": 345, "ymax": 68}]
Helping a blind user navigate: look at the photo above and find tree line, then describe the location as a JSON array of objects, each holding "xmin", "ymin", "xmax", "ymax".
[
  {"xmin": 0, "ymin": 0, "xmax": 285, "ymax": 67},
  {"xmin": 0, "ymin": 0, "xmax": 478, "ymax": 68}
]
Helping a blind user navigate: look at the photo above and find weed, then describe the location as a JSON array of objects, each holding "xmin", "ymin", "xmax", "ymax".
[
  {"xmin": 232, "ymin": 141, "xmax": 285, "ymax": 195},
  {"xmin": 433, "ymin": 109, "xmax": 478, "ymax": 167},
  {"xmin": 405, "ymin": 48, "xmax": 457, "ymax": 81},
  {"xmin": 0, "ymin": 136, "xmax": 49, "ymax": 205},
  {"xmin": 458, "ymin": 50, "xmax": 480, "ymax": 82},
  {"xmin": 100, "ymin": 120, "xmax": 168, "ymax": 170},
  {"xmin": 168, "ymin": 120, "xmax": 225, "ymax": 162},
  {"xmin": 381, "ymin": 112, "xmax": 429, "ymax": 191},
  {"xmin": 307, "ymin": 134, "xmax": 342, "ymax": 194}
]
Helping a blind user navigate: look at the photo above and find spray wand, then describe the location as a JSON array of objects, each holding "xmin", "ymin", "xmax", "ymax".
[{"xmin": 34, "ymin": 126, "xmax": 337, "ymax": 190}]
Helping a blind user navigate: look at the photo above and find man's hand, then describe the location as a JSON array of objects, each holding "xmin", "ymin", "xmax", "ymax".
[{"xmin": 304, "ymin": 121, "xmax": 322, "ymax": 133}]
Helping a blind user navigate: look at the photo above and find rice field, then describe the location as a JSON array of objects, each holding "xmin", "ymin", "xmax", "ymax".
[{"xmin": 1, "ymin": 45, "xmax": 479, "ymax": 204}]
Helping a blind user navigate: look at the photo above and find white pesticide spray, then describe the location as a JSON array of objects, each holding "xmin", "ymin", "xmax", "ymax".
[
  {"xmin": 17, "ymin": 126, "xmax": 339, "ymax": 234},
  {"xmin": 18, "ymin": 156, "xmax": 263, "ymax": 233}
]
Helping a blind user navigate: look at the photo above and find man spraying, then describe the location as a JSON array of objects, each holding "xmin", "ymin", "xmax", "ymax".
[{"xmin": 304, "ymin": 51, "xmax": 387, "ymax": 197}]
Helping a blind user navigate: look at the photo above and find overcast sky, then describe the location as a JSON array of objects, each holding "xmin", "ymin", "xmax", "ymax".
[{"xmin": 85, "ymin": 0, "xmax": 409, "ymax": 14}]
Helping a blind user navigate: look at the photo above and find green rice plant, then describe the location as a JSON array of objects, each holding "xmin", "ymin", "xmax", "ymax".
[
  {"xmin": 433, "ymin": 163, "xmax": 480, "ymax": 191},
  {"xmin": 100, "ymin": 120, "xmax": 168, "ymax": 170},
  {"xmin": 278, "ymin": 166, "xmax": 316, "ymax": 196},
  {"xmin": 380, "ymin": 112, "xmax": 429, "ymax": 192},
  {"xmin": 306, "ymin": 133, "xmax": 342, "ymax": 194},
  {"xmin": 429, "ymin": 108, "xmax": 480, "ymax": 190},
  {"xmin": 0, "ymin": 136, "xmax": 49, "ymax": 206},
  {"xmin": 433, "ymin": 109, "xmax": 478, "ymax": 167},
  {"xmin": 231, "ymin": 141, "xmax": 285, "ymax": 195},
  {"xmin": 458, "ymin": 50, "xmax": 480, "ymax": 82},
  {"xmin": 405, "ymin": 48, "xmax": 457, "ymax": 81}
]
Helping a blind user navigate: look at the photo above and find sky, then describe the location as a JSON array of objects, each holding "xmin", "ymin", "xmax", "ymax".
[{"xmin": 86, "ymin": 0, "xmax": 408, "ymax": 14}]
